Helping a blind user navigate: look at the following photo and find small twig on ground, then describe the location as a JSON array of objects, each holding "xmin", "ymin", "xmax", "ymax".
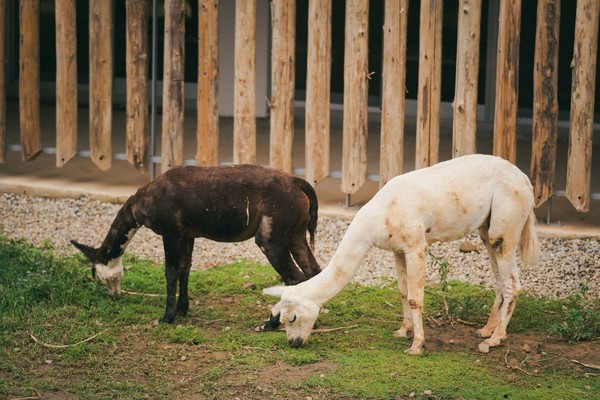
[
  {"xmin": 29, "ymin": 329, "xmax": 107, "ymax": 349},
  {"xmin": 428, "ymin": 316, "xmax": 443, "ymax": 327},
  {"xmin": 571, "ymin": 359, "xmax": 600, "ymax": 370},
  {"xmin": 242, "ymin": 345, "xmax": 276, "ymax": 352},
  {"xmin": 276, "ymin": 324, "xmax": 359, "ymax": 334},
  {"xmin": 384, "ymin": 301, "xmax": 396, "ymax": 308},
  {"xmin": 121, "ymin": 289, "xmax": 162, "ymax": 297},
  {"xmin": 312, "ymin": 324, "xmax": 359, "ymax": 333},
  {"xmin": 9, "ymin": 390, "xmax": 41, "ymax": 400},
  {"xmin": 456, "ymin": 318, "xmax": 478, "ymax": 326},
  {"xmin": 504, "ymin": 348, "xmax": 536, "ymax": 376}
]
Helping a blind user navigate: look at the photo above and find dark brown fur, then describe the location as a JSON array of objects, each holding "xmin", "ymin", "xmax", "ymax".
[{"xmin": 72, "ymin": 164, "xmax": 321, "ymax": 323}]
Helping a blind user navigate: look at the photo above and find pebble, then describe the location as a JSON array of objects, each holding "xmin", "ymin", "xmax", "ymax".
[{"xmin": 0, "ymin": 193, "xmax": 598, "ymax": 299}]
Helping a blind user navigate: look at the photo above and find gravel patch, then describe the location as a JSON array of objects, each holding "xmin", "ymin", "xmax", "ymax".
[{"xmin": 1, "ymin": 193, "xmax": 598, "ymax": 299}]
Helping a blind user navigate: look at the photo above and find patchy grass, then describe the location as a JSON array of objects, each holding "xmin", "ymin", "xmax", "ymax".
[{"xmin": 1, "ymin": 236, "xmax": 599, "ymax": 399}]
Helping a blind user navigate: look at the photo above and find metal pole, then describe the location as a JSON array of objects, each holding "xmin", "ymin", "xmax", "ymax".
[
  {"xmin": 149, "ymin": 0, "xmax": 159, "ymax": 180},
  {"xmin": 546, "ymin": 196, "xmax": 553, "ymax": 225}
]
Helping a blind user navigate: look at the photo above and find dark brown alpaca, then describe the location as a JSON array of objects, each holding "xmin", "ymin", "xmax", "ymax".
[{"xmin": 72, "ymin": 164, "xmax": 321, "ymax": 324}]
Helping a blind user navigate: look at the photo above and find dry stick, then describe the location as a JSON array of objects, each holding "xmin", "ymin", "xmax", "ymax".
[
  {"xmin": 504, "ymin": 348, "xmax": 537, "ymax": 376},
  {"xmin": 277, "ymin": 324, "xmax": 359, "ymax": 334},
  {"xmin": 312, "ymin": 324, "xmax": 359, "ymax": 333},
  {"xmin": 121, "ymin": 289, "xmax": 162, "ymax": 297},
  {"xmin": 9, "ymin": 390, "xmax": 41, "ymax": 400},
  {"xmin": 456, "ymin": 318, "xmax": 478, "ymax": 326},
  {"xmin": 571, "ymin": 359, "xmax": 600, "ymax": 370},
  {"xmin": 29, "ymin": 329, "xmax": 107, "ymax": 349}
]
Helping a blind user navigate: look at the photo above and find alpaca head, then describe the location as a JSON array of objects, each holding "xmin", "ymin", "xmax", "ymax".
[
  {"xmin": 71, "ymin": 240, "xmax": 123, "ymax": 298},
  {"xmin": 263, "ymin": 286, "xmax": 320, "ymax": 347}
]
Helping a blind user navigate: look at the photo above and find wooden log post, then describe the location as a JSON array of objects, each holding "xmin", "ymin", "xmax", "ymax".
[
  {"xmin": 233, "ymin": 0, "xmax": 256, "ymax": 164},
  {"xmin": 341, "ymin": 0, "xmax": 369, "ymax": 195},
  {"xmin": 19, "ymin": 0, "xmax": 42, "ymax": 161},
  {"xmin": 89, "ymin": 1, "xmax": 113, "ymax": 171},
  {"xmin": 269, "ymin": 0, "xmax": 296, "ymax": 174},
  {"xmin": 452, "ymin": 0, "xmax": 481, "ymax": 158},
  {"xmin": 415, "ymin": 0, "xmax": 443, "ymax": 169},
  {"xmin": 55, "ymin": 0, "xmax": 77, "ymax": 167},
  {"xmin": 196, "ymin": 0, "xmax": 219, "ymax": 167},
  {"xmin": 0, "ymin": 0, "xmax": 6, "ymax": 163},
  {"xmin": 531, "ymin": 0, "xmax": 560, "ymax": 208},
  {"xmin": 380, "ymin": 0, "xmax": 408, "ymax": 187},
  {"xmin": 492, "ymin": 0, "xmax": 521, "ymax": 163},
  {"xmin": 305, "ymin": 0, "xmax": 332, "ymax": 186},
  {"xmin": 126, "ymin": 0, "xmax": 149, "ymax": 171},
  {"xmin": 566, "ymin": 0, "xmax": 599, "ymax": 212},
  {"xmin": 161, "ymin": 0, "xmax": 186, "ymax": 173}
]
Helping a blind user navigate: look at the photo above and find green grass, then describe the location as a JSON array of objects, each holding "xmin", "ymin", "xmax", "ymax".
[{"xmin": 1, "ymin": 236, "xmax": 599, "ymax": 399}]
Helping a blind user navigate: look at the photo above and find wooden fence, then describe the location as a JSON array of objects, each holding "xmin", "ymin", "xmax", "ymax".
[{"xmin": 1, "ymin": 0, "xmax": 599, "ymax": 213}]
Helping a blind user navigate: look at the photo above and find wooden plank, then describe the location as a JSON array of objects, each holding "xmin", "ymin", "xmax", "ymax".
[
  {"xmin": 304, "ymin": 0, "xmax": 331, "ymax": 186},
  {"xmin": 566, "ymin": 0, "xmax": 599, "ymax": 212},
  {"xmin": 126, "ymin": 0, "xmax": 149, "ymax": 171},
  {"xmin": 379, "ymin": 0, "xmax": 408, "ymax": 187},
  {"xmin": 492, "ymin": 0, "xmax": 521, "ymax": 163},
  {"xmin": 89, "ymin": 1, "xmax": 113, "ymax": 171},
  {"xmin": 415, "ymin": 0, "xmax": 442, "ymax": 169},
  {"xmin": 19, "ymin": 0, "xmax": 42, "ymax": 161},
  {"xmin": 196, "ymin": 0, "xmax": 219, "ymax": 167},
  {"xmin": 341, "ymin": 0, "xmax": 369, "ymax": 194},
  {"xmin": 531, "ymin": 0, "xmax": 560, "ymax": 208},
  {"xmin": 55, "ymin": 0, "xmax": 77, "ymax": 167},
  {"xmin": 269, "ymin": 0, "xmax": 296, "ymax": 174},
  {"xmin": 0, "ymin": 0, "xmax": 6, "ymax": 163},
  {"xmin": 233, "ymin": 0, "xmax": 256, "ymax": 164},
  {"xmin": 161, "ymin": 0, "xmax": 186, "ymax": 173},
  {"xmin": 452, "ymin": 0, "xmax": 481, "ymax": 158}
]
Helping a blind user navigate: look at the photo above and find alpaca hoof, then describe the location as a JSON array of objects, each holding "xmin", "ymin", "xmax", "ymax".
[
  {"xmin": 159, "ymin": 316, "xmax": 175, "ymax": 324},
  {"xmin": 394, "ymin": 329, "xmax": 409, "ymax": 338},
  {"xmin": 478, "ymin": 342, "xmax": 490, "ymax": 353},
  {"xmin": 404, "ymin": 345, "xmax": 423, "ymax": 356},
  {"xmin": 473, "ymin": 329, "xmax": 491, "ymax": 339}
]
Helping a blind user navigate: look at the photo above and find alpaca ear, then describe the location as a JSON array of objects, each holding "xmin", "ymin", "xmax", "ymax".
[
  {"xmin": 263, "ymin": 286, "xmax": 287, "ymax": 298},
  {"xmin": 70, "ymin": 240, "xmax": 97, "ymax": 261}
]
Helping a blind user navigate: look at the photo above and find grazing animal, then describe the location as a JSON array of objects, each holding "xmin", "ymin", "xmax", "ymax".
[
  {"xmin": 264, "ymin": 154, "xmax": 540, "ymax": 355},
  {"xmin": 72, "ymin": 164, "xmax": 321, "ymax": 323}
]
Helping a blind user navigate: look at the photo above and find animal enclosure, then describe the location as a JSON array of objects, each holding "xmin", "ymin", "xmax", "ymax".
[{"xmin": 0, "ymin": 0, "xmax": 599, "ymax": 215}]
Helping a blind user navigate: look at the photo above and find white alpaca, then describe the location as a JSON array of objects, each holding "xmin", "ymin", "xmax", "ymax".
[{"xmin": 264, "ymin": 154, "xmax": 540, "ymax": 355}]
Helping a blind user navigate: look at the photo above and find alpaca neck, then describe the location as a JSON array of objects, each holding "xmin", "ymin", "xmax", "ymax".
[
  {"xmin": 98, "ymin": 201, "xmax": 139, "ymax": 264},
  {"xmin": 297, "ymin": 214, "xmax": 373, "ymax": 306}
]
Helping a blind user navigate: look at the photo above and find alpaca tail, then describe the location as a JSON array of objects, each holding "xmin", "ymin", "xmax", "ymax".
[
  {"xmin": 294, "ymin": 177, "xmax": 318, "ymax": 249},
  {"xmin": 519, "ymin": 210, "xmax": 540, "ymax": 267}
]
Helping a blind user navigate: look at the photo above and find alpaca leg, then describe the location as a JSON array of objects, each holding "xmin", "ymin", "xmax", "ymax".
[
  {"xmin": 160, "ymin": 236, "xmax": 181, "ymax": 324},
  {"xmin": 392, "ymin": 251, "xmax": 414, "ymax": 338},
  {"xmin": 482, "ymin": 250, "xmax": 520, "ymax": 348},
  {"xmin": 256, "ymin": 234, "xmax": 304, "ymax": 285},
  {"xmin": 176, "ymin": 238, "xmax": 194, "ymax": 317},
  {"xmin": 474, "ymin": 226, "xmax": 503, "ymax": 338},
  {"xmin": 290, "ymin": 233, "xmax": 321, "ymax": 279},
  {"xmin": 403, "ymin": 249, "xmax": 427, "ymax": 355}
]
